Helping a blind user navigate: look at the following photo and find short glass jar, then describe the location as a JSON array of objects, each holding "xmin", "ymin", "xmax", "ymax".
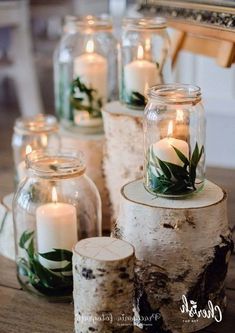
[
  {"xmin": 54, "ymin": 15, "xmax": 118, "ymax": 134},
  {"xmin": 13, "ymin": 149, "xmax": 102, "ymax": 301},
  {"xmin": 120, "ymin": 17, "xmax": 171, "ymax": 109},
  {"xmin": 12, "ymin": 114, "xmax": 60, "ymax": 185},
  {"xmin": 144, "ymin": 84, "xmax": 206, "ymax": 197}
]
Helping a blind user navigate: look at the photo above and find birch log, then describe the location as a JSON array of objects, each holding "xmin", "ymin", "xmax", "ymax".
[
  {"xmin": 114, "ymin": 179, "xmax": 234, "ymax": 333},
  {"xmin": 73, "ymin": 237, "xmax": 135, "ymax": 333},
  {"xmin": 60, "ymin": 128, "xmax": 111, "ymax": 232},
  {"xmin": 102, "ymin": 101, "xmax": 144, "ymax": 219}
]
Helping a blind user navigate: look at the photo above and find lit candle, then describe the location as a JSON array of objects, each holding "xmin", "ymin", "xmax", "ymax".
[
  {"xmin": 17, "ymin": 145, "xmax": 32, "ymax": 182},
  {"xmin": 152, "ymin": 121, "xmax": 189, "ymax": 166},
  {"xmin": 124, "ymin": 45, "xmax": 158, "ymax": 97},
  {"xmin": 73, "ymin": 39, "xmax": 108, "ymax": 102},
  {"xmin": 36, "ymin": 187, "xmax": 77, "ymax": 269}
]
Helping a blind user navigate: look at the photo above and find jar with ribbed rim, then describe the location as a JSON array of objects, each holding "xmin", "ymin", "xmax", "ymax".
[
  {"xmin": 144, "ymin": 84, "xmax": 206, "ymax": 197},
  {"xmin": 13, "ymin": 149, "xmax": 102, "ymax": 301},
  {"xmin": 53, "ymin": 15, "xmax": 118, "ymax": 134},
  {"xmin": 11, "ymin": 114, "xmax": 60, "ymax": 185},
  {"xmin": 119, "ymin": 17, "xmax": 171, "ymax": 109}
]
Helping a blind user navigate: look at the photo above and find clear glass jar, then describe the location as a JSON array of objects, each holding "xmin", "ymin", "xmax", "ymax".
[
  {"xmin": 54, "ymin": 15, "xmax": 118, "ymax": 134},
  {"xmin": 12, "ymin": 114, "xmax": 60, "ymax": 185},
  {"xmin": 144, "ymin": 84, "xmax": 206, "ymax": 197},
  {"xmin": 13, "ymin": 149, "xmax": 102, "ymax": 301},
  {"xmin": 120, "ymin": 17, "xmax": 171, "ymax": 109}
]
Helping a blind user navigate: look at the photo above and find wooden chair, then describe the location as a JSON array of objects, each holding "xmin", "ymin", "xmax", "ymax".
[{"xmin": 0, "ymin": 0, "xmax": 43, "ymax": 116}]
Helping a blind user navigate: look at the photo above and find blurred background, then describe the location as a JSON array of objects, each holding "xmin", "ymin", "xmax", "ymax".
[{"xmin": 0, "ymin": 0, "xmax": 235, "ymax": 195}]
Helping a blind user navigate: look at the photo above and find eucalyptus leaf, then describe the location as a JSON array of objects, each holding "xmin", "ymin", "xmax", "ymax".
[
  {"xmin": 39, "ymin": 249, "xmax": 72, "ymax": 262},
  {"xmin": 171, "ymin": 145, "xmax": 189, "ymax": 166},
  {"xmin": 19, "ymin": 230, "xmax": 34, "ymax": 249}
]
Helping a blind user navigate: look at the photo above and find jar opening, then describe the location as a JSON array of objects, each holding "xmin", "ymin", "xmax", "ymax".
[
  {"xmin": 14, "ymin": 114, "xmax": 58, "ymax": 135},
  {"xmin": 123, "ymin": 17, "xmax": 167, "ymax": 30},
  {"xmin": 26, "ymin": 150, "xmax": 85, "ymax": 179},
  {"xmin": 64, "ymin": 15, "xmax": 113, "ymax": 33},
  {"xmin": 147, "ymin": 84, "xmax": 201, "ymax": 105}
]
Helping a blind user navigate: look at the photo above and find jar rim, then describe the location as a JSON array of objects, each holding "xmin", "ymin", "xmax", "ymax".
[
  {"xmin": 14, "ymin": 114, "xmax": 58, "ymax": 135},
  {"xmin": 123, "ymin": 17, "xmax": 167, "ymax": 30},
  {"xmin": 147, "ymin": 84, "xmax": 202, "ymax": 105},
  {"xmin": 64, "ymin": 15, "xmax": 113, "ymax": 33},
  {"xmin": 26, "ymin": 149, "xmax": 85, "ymax": 179}
]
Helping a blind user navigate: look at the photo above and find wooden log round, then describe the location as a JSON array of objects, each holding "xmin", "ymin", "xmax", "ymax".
[
  {"xmin": 60, "ymin": 128, "xmax": 111, "ymax": 232},
  {"xmin": 73, "ymin": 237, "xmax": 135, "ymax": 333},
  {"xmin": 102, "ymin": 101, "xmax": 144, "ymax": 219},
  {"xmin": 113, "ymin": 179, "xmax": 234, "ymax": 333}
]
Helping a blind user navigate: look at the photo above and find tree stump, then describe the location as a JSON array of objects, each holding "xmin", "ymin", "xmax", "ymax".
[
  {"xmin": 73, "ymin": 237, "xmax": 135, "ymax": 332},
  {"xmin": 0, "ymin": 193, "xmax": 15, "ymax": 260},
  {"xmin": 102, "ymin": 101, "xmax": 144, "ymax": 219},
  {"xmin": 60, "ymin": 128, "xmax": 111, "ymax": 232},
  {"xmin": 113, "ymin": 179, "xmax": 234, "ymax": 333}
]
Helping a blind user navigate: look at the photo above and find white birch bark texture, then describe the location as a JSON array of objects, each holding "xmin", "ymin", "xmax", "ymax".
[
  {"xmin": 113, "ymin": 179, "xmax": 234, "ymax": 333},
  {"xmin": 102, "ymin": 101, "xmax": 144, "ymax": 219},
  {"xmin": 60, "ymin": 128, "xmax": 111, "ymax": 231},
  {"xmin": 73, "ymin": 237, "xmax": 135, "ymax": 333}
]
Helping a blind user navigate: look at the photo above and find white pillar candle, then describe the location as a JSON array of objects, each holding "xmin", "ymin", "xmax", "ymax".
[
  {"xmin": 124, "ymin": 45, "xmax": 158, "ymax": 96},
  {"xmin": 152, "ymin": 121, "xmax": 189, "ymax": 166},
  {"xmin": 73, "ymin": 39, "xmax": 108, "ymax": 102},
  {"xmin": 36, "ymin": 187, "xmax": 77, "ymax": 269}
]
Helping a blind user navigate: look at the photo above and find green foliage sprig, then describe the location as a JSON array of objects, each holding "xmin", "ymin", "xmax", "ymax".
[
  {"xmin": 148, "ymin": 143, "xmax": 204, "ymax": 195},
  {"xmin": 18, "ymin": 231, "xmax": 73, "ymax": 297},
  {"xmin": 70, "ymin": 77, "xmax": 102, "ymax": 119},
  {"xmin": 129, "ymin": 91, "xmax": 146, "ymax": 108}
]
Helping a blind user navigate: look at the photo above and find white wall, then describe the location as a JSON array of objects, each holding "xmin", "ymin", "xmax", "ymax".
[{"xmin": 173, "ymin": 52, "xmax": 235, "ymax": 169}]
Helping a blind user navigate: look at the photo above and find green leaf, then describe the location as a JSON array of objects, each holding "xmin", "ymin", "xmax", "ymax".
[
  {"xmin": 129, "ymin": 91, "xmax": 146, "ymax": 107},
  {"xmin": 39, "ymin": 249, "xmax": 72, "ymax": 262},
  {"xmin": 171, "ymin": 145, "xmax": 189, "ymax": 166},
  {"xmin": 191, "ymin": 143, "xmax": 199, "ymax": 166},
  {"xmin": 27, "ymin": 237, "xmax": 35, "ymax": 259},
  {"xmin": 32, "ymin": 259, "xmax": 66, "ymax": 288},
  {"xmin": 164, "ymin": 161, "xmax": 189, "ymax": 180},
  {"xmin": 19, "ymin": 231, "xmax": 34, "ymax": 249},
  {"xmin": 157, "ymin": 158, "xmax": 172, "ymax": 179}
]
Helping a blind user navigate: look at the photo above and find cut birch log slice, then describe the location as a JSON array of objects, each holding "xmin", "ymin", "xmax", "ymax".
[
  {"xmin": 114, "ymin": 179, "xmax": 234, "ymax": 333},
  {"xmin": 0, "ymin": 193, "xmax": 15, "ymax": 261},
  {"xmin": 60, "ymin": 127, "xmax": 111, "ymax": 232},
  {"xmin": 73, "ymin": 237, "xmax": 135, "ymax": 333},
  {"xmin": 102, "ymin": 101, "xmax": 144, "ymax": 219}
]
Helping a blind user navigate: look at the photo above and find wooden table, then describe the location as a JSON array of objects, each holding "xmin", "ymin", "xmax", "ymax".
[{"xmin": 0, "ymin": 168, "xmax": 234, "ymax": 333}]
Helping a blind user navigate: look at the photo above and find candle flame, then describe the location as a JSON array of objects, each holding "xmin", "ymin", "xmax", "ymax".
[
  {"xmin": 176, "ymin": 109, "xmax": 184, "ymax": 122},
  {"xmin": 25, "ymin": 145, "xmax": 32, "ymax": 155},
  {"xmin": 167, "ymin": 121, "xmax": 173, "ymax": 137},
  {"xmin": 86, "ymin": 39, "xmax": 94, "ymax": 53},
  {"xmin": 52, "ymin": 186, "xmax": 58, "ymax": 204},
  {"xmin": 137, "ymin": 45, "xmax": 144, "ymax": 60}
]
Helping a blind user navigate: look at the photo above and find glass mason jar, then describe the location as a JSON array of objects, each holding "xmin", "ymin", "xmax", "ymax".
[
  {"xmin": 13, "ymin": 149, "xmax": 102, "ymax": 301},
  {"xmin": 144, "ymin": 84, "xmax": 206, "ymax": 197},
  {"xmin": 54, "ymin": 15, "xmax": 118, "ymax": 134},
  {"xmin": 12, "ymin": 114, "xmax": 60, "ymax": 185},
  {"xmin": 120, "ymin": 17, "xmax": 171, "ymax": 109}
]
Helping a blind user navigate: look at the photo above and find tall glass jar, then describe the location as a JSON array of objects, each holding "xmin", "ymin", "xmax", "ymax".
[
  {"xmin": 54, "ymin": 15, "xmax": 118, "ymax": 134},
  {"xmin": 144, "ymin": 84, "xmax": 206, "ymax": 197},
  {"xmin": 12, "ymin": 114, "xmax": 60, "ymax": 185},
  {"xmin": 120, "ymin": 17, "xmax": 171, "ymax": 109},
  {"xmin": 13, "ymin": 149, "xmax": 102, "ymax": 301}
]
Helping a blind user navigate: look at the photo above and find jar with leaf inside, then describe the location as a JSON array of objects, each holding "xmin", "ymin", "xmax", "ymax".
[
  {"xmin": 144, "ymin": 84, "xmax": 206, "ymax": 197},
  {"xmin": 54, "ymin": 15, "xmax": 118, "ymax": 133},
  {"xmin": 119, "ymin": 17, "xmax": 171, "ymax": 109},
  {"xmin": 13, "ymin": 149, "xmax": 102, "ymax": 301}
]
